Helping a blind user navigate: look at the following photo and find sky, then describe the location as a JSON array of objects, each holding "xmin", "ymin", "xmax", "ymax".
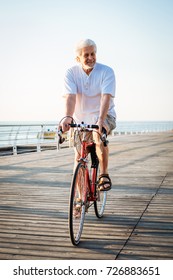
[{"xmin": 0, "ymin": 0, "xmax": 173, "ymax": 122}]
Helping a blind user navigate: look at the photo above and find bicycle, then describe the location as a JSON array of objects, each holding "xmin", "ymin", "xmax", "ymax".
[{"xmin": 58, "ymin": 120, "xmax": 108, "ymax": 245}]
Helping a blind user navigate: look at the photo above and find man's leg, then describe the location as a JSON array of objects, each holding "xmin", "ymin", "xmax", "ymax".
[
  {"xmin": 93, "ymin": 131, "xmax": 108, "ymax": 173},
  {"xmin": 93, "ymin": 131, "xmax": 111, "ymax": 190}
]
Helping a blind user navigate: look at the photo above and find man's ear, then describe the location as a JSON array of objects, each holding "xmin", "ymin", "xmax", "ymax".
[{"xmin": 76, "ymin": 56, "xmax": 80, "ymax": 62}]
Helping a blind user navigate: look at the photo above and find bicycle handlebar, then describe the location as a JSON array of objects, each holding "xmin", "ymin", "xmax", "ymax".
[
  {"xmin": 70, "ymin": 123, "xmax": 99, "ymax": 129},
  {"xmin": 57, "ymin": 123, "xmax": 99, "ymax": 145},
  {"xmin": 57, "ymin": 122, "xmax": 108, "ymax": 147}
]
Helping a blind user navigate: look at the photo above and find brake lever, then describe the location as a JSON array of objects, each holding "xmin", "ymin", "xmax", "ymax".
[
  {"xmin": 57, "ymin": 129, "xmax": 65, "ymax": 150},
  {"xmin": 101, "ymin": 127, "xmax": 109, "ymax": 147},
  {"xmin": 101, "ymin": 133, "xmax": 109, "ymax": 147},
  {"xmin": 59, "ymin": 134, "xmax": 65, "ymax": 144}
]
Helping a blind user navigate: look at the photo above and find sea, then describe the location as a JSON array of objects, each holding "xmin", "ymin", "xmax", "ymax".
[{"xmin": 0, "ymin": 121, "xmax": 173, "ymax": 148}]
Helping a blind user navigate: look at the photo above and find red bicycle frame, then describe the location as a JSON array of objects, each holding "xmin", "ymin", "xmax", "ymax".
[{"xmin": 80, "ymin": 139, "xmax": 98, "ymax": 202}]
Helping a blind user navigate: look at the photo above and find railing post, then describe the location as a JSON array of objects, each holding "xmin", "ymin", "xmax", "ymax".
[
  {"xmin": 37, "ymin": 144, "xmax": 41, "ymax": 152},
  {"xmin": 37, "ymin": 124, "xmax": 43, "ymax": 152},
  {"xmin": 13, "ymin": 145, "xmax": 17, "ymax": 155}
]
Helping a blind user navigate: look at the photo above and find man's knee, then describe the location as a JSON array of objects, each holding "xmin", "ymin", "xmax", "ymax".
[{"xmin": 92, "ymin": 131, "xmax": 101, "ymax": 144}]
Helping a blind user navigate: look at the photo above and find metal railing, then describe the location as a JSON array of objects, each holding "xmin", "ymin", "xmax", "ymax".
[
  {"xmin": 0, "ymin": 123, "xmax": 61, "ymax": 156},
  {"xmin": 1, "ymin": 121, "xmax": 173, "ymax": 156}
]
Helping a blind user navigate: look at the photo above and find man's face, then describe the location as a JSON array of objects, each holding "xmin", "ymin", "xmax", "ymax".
[{"xmin": 77, "ymin": 45, "xmax": 96, "ymax": 70}]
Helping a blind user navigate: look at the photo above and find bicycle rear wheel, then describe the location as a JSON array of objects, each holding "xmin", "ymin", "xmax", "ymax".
[
  {"xmin": 94, "ymin": 190, "xmax": 107, "ymax": 218},
  {"xmin": 69, "ymin": 162, "xmax": 87, "ymax": 245},
  {"xmin": 94, "ymin": 164, "xmax": 107, "ymax": 218}
]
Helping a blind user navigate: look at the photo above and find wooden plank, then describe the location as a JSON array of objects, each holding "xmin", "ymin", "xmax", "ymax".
[{"xmin": 0, "ymin": 132, "xmax": 173, "ymax": 259}]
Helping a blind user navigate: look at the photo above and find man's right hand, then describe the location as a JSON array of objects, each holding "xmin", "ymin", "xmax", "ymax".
[{"xmin": 59, "ymin": 116, "xmax": 72, "ymax": 132}]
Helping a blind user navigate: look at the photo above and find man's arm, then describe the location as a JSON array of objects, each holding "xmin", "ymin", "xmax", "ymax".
[
  {"xmin": 61, "ymin": 94, "xmax": 76, "ymax": 132},
  {"xmin": 97, "ymin": 94, "xmax": 111, "ymax": 133}
]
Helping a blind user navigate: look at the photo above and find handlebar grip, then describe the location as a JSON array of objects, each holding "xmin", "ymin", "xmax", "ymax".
[
  {"xmin": 70, "ymin": 123, "xmax": 77, "ymax": 128},
  {"xmin": 91, "ymin": 124, "xmax": 99, "ymax": 129}
]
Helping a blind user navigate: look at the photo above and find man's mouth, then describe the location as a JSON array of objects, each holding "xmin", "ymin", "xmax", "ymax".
[{"xmin": 86, "ymin": 60, "xmax": 94, "ymax": 65}]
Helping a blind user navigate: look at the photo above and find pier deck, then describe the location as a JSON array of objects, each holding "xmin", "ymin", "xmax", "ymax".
[{"xmin": 0, "ymin": 132, "xmax": 173, "ymax": 259}]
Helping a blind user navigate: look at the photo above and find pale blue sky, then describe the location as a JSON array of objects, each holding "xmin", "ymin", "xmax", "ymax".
[{"xmin": 0, "ymin": 0, "xmax": 173, "ymax": 121}]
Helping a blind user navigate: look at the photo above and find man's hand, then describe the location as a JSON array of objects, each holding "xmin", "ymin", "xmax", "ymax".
[
  {"xmin": 97, "ymin": 94, "xmax": 111, "ymax": 134},
  {"xmin": 59, "ymin": 116, "xmax": 72, "ymax": 132},
  {"xmin": 96, "ymin": 117, "xmax": 104, "ymax": 135},
  {"xmin": 59, "ymin": 94, "xmax": 76, "ymax": 132}
]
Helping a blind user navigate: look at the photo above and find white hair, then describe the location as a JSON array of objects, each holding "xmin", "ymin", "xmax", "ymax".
[{"xmin": 75, "ymin": 39, "xmax": 97, "ymax": 56}]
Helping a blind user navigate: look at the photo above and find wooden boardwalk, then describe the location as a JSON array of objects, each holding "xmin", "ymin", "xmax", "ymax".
[{"xmin": 0, "ymin": 132, "xmax": 173, "ymax": 260}]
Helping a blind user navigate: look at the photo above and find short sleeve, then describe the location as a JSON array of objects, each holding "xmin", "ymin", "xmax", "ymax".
[
  {"xmin": 63, "ymin": 68, "xmax": 77, "ymax": 96},
  {"xmin": 101, "ymin": 67, "xmax": 116, "ymax": 97}
]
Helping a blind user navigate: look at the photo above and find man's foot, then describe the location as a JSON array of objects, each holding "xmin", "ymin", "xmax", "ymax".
[{"xmin": 97, "ymin": 174, "xmax": 112, "ymax": 191}]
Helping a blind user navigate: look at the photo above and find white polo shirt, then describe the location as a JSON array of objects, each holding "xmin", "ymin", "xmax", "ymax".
[{"xmin": 63, "ymin": 62, "xmax": 116, "ymax": 124}]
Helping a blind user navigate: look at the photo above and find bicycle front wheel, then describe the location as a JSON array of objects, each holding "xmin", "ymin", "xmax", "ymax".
[{"xmin": 69, "ymin": 162, "xmax": 87, "ymax": 245}]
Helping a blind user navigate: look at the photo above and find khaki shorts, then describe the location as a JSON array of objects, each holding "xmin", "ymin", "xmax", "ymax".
[
  {"xmin": 103, "ymin": 114, "xmax": 116, "ymax": 134},
  {"xmin": 74, "ymin": 114, "xmax": 116, "ymax": 152}
]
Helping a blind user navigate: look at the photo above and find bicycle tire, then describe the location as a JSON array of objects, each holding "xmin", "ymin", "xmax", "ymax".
[
  {"xmin": 68, "ymin": 162, "xmax": 87, "ymax": 245},
  {"xmin": 94, "ymin": 163, "xmax": 107, "ymax": 218}
]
